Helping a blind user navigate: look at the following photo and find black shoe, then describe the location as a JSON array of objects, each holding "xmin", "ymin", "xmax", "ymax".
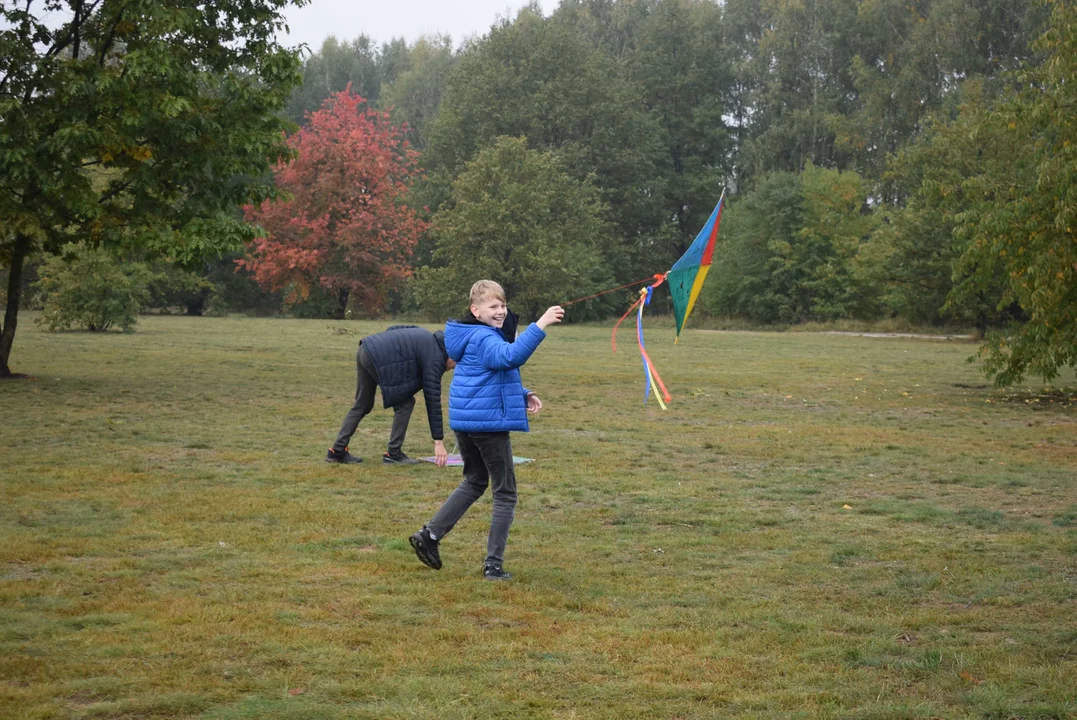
[
  {"xmin": 325, "ymin": 448, "xmax": 362, "ymax": 464},
  {"xmin": 383, "ymin": 451, "xmax": 421, "ymax": 465},
  {"xmin": 409, "ymin": 527, "xmax": 442, "ymax": 570},
  {"xmin": 483, "ymin": 563, "xmax": 512, "ymax": 581}
]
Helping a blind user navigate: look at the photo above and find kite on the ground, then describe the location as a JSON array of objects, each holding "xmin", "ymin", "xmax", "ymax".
[{"xmin": 421, "ymin": 454, "xmax": 534, "ymax": 466}]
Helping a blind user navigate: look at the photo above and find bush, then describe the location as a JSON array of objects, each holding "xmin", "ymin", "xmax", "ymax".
[
  {"xmin": 146, "ymin": 263, "xmax": 215, "ymax": 315},
  {"xmin": 33, "ymin": 244, "xmax": 151, "ymax": 332}
]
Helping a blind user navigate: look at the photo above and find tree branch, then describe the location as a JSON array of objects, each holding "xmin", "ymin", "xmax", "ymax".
[
  {"xmin": 98, "ymin": 177, "xmax": 135, "ymax": 205},
  {"xmin": 97, "ymin": 5, "xmax": 123, "ymax": 68},
  {"xmin": 42, "ymin": 0, "xmax": 104, "ymax": 60},
  {"xmin": 71, "ymin": 0, "xmax": 83, "ymax": 60},
  {"xmin": 0, "ymin": 0, "xmax": 36, "ymax": 94}
]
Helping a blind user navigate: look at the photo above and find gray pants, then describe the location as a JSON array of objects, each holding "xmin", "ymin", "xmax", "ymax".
[
  {"xmin": 427, "ymin": 431, "xmax": 517, "ymax": 566},
  {"xmin": 331, "ymin": 344, "xmax": 414, "ymax": 455}
]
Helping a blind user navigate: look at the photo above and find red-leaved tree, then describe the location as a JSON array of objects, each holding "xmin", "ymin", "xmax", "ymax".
[{"xmin": 241, "ymin": 87, "xmax": 427, "ymax": 315}]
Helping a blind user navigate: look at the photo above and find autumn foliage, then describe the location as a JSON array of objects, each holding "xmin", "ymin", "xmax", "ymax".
[{"xmin": 241, "ymin": 87, "xmax": 427, "ymax": 314}]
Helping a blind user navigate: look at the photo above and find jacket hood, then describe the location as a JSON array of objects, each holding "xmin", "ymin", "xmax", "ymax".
[
  {"xmin": 432, "ymin": 329, "xmax": 447, "ymax": 360},
  {"xmin": 444, "ymin": 319, "xmax": 502, "ymax": 361},
  {"xmin": 451, "ymin": 308, "xmax": 519, "ymax": 336}
]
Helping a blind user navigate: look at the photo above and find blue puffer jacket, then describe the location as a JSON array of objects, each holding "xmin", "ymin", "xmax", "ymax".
[{"xmin": 444, "ymin": 318, "xmax": 546, "ymax": 433}]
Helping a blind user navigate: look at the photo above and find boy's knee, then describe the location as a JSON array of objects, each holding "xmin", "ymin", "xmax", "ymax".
[{"xmin": 464, "ymin": 475, "xmax": 489, "ymax": 493}]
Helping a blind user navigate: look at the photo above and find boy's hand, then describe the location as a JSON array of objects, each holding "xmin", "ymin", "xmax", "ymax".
[
  {"xmin": 536, "ymin": 305, "xmax": 564, "ymax": 330},
  {"xmin": 526, "ymin": 393, "xmax": 543, "ymax": 414},
  {"xmin": 433, "ymin": 440, "xmax": 448, "ymax": 467}
]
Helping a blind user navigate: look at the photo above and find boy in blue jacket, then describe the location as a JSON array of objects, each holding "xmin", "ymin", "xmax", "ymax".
[{"xmin": 409, "ymin": 280, "xmax": 563, "ymax": 580}]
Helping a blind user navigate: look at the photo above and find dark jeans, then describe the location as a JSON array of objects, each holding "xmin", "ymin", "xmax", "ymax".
[
  {"xmin": 332, "ymin": 344, "xmax": 414, "ymax": 455},
  {"xmin": 427, "ymin": 431, "xmax": 517, "ymax": 566}
]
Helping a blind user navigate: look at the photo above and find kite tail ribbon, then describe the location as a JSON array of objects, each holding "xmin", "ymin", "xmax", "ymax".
[
  {"xmin": 635, "ymin": 286, "xmax": 671, "ymax": 408},
  {"xmin": 611, "ymin": 273, "xmax": 667, "ymax": 355},
  {"xmin": 611, "ymin": 275, "xmax": 670, "ymax": 407}
]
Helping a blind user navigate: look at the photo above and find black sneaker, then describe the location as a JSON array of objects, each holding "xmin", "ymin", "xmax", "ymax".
[
  {"xmin": 409, "ymin": 527, "xmax": 442, "ymax": 570},
  {"xmin": 483, "ymin": 563, "xmax": 512, "ymax": 581},
  {"xmin": 383, "ymin": 451, "xmax": 421, "ymax": 465},
  {"xmin": 325, "ymin": 448, "xmax": 362, "ymax": 464}
]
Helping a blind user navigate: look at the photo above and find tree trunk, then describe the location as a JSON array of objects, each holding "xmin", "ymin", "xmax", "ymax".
[
  {"xmin": 336, "ymin": 288, "xmax": 350, "ymax": 319},
  {"xmin": 185, "ymin": 288, "xmax": 209, "ymax": 316},
  {"xmin": 0, "ymin": 234, "xmax": 31, "ymax": 378}
]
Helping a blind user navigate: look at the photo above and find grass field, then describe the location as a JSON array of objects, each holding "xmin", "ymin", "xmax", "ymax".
[{"xmin": 2, "ymin": 315, "xmax": 1075, "ymax": 720}]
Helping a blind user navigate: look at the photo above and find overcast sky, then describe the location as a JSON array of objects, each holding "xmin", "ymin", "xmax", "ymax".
[{"xmin": 279, "ymin": 0, "xmax": 560, "ymax": 53}]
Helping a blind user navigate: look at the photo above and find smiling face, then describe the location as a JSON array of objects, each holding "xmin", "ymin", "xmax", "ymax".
[{"xmin": 470, "ymin": 293, "xmax": 507, "ymax": 328}]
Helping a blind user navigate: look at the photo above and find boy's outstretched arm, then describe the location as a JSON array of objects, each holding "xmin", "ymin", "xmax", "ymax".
[
  {"xmin": 479, "ymin": 306, "xmax": 563, "ymax": 370},
  {"xmin": 478, "ymin": 324, "xmax": 545, "ymax": 370}
]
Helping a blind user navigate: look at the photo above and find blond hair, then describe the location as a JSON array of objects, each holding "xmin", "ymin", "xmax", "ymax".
[{"xmin": 469, "ymin": 279, "xmax": 506, "ymax": 306}]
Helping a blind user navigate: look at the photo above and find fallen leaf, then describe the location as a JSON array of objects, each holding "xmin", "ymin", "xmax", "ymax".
[
  {"xmin": 288, "ymin": 688, "xmax": 305, "ymax": 696},
  {"xmin": 958, "ymin": 672, "xmax": 983, "ymax": 685},
  {"xmin": 842, "ymin": 504, "xmax": 853, "ymax": 509}
]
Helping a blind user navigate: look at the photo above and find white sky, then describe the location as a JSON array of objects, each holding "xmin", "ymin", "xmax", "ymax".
[{"xmin": 279, "ymin": 0, "xmax": 560, "ymax": 53}]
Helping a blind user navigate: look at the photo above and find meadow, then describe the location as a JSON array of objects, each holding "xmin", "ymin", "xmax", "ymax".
[{"xmin": 1, "ymin": 315, "xmax": 1075, "ymax": 720}]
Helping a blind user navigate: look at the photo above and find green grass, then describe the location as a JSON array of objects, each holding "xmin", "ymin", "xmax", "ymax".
[{"xmin": 2, "ymin": 314, "xmax": 1075, "ymax": 720}]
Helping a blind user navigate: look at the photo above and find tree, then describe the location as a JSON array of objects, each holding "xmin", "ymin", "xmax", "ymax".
[
  {"xmin": 0, "ymin": 0, "xmax": 304, "ymax": 377},
  {"xmin": 415, "ymin": 136, "xmax": 614, "ymax": 322},
  {"xmin": 731, "ymin": 0, "xmax": 861, "ymax": 179},
  {"xmin": 705, "ymin": 165, "xmax": 878, "ymax": 322},
  {"xmin": 425, "ymin": 5, "xmax": 668, "ymax": 279},
  {"xmin": 379, "ymin": 35, "xmax": 457, "ymax": 152},
  {"xmin": 556, "ymin": 0, "xmax": 736, "ymax": 260},
  {"xmin": 841, "ymin": 0, "xmax": 1046, "ymax": 186},
  {"xmin": 866, "ymin": 82, "xmax": 1015, "ymax": 328},
  {"xmin": 706, "ymin": 172, "xmax": 804, "ymax": 322},
  {"xmin": 33, "ymin": 243, "xmax": 151, "ymax": 332},
  {"xmin": 794, "ymin": 164, "xmax": 880, "ymax": 320},
  {"xmin": 944, "ymin": 0, "xmax": 1077, "ymax": 385},
  {"xmin": 284, "ymin": 35, "xmax": 383, "ymax": 124},
  {"xmin": 621, "ymin": 0, "xmax": 735, "ymax": 256},
  {"xmin": 241, "ymin": 88, "xmax": 428, "ymax": 317}
]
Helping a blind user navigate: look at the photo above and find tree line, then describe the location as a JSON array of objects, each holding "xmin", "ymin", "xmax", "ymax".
[{"xmin": 3, "ymin": 0, "xmax": 1074, "ymax": 385}]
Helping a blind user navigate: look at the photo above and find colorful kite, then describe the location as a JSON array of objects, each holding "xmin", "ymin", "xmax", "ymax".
[
  {"xmin": 610, "ymin": 189, "xmax": 726, "ymax": 407},
  {"xmin": 668, "ymin": 189, "xmax": 725, "ymax": 342}
]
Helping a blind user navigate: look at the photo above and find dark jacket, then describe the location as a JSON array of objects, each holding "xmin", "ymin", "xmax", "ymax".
[
  {"xmin": 444, "ymin": 312, "xmax": 544, "ymax": 433},
  {"xmin": 359, "ymin": 325, "xmax": 448, "ymax": 440},
  {"xmin": 499, "ymin": 308, "xmax": 520, "ymax": 343}
]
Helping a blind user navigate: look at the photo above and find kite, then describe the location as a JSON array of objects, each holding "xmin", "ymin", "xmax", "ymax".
[
  {"xmin": 668, "ymin": 189, "xmax": 726, "ymax": 342},
  {"xmin": 607, "ymin": 189, "xmax": 726, "ymax": 407}
]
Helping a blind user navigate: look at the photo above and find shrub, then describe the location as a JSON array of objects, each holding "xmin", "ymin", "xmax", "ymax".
[{"xmin": 33, "ymin": 244, "xmax": 151, "ymax": 332}]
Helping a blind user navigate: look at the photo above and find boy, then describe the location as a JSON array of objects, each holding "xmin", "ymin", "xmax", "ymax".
[
  {"xmin": 409, "ymin": 280, "xmax": 563, "ymax": 580},
  {"xmin": 325, "ymin": 325, "xmax": 455, "ymax": 467}
]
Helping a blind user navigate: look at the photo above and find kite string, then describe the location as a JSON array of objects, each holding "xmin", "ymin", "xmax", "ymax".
[
  {"xmin": 610, "ymin": 296, "xmax": 642, "ymax": 354},
  {"xmin": 562, "ymin": 275, "xmax": 661, "ymax": 307}
]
